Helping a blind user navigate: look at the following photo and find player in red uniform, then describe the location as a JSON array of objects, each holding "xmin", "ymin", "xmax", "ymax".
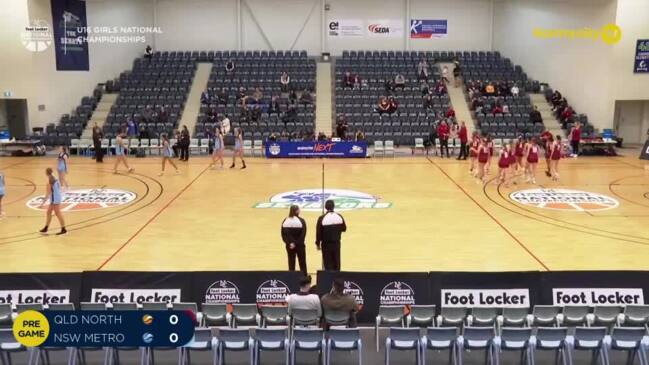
[
  {"xmin": 514, "ymin": 136, "xmax": 525, "ymax": 174},
  {"xmin": 497, "ymin": 145, "xmax": 511, "ymax": 187},
  {"xmin": 508, "ymin": 141, "xmax": 518, "ymax": 185},
  {"xmin": 550, "ymin": 135, "xmax": 563, "ymax": 181},
  {"xmin": 541, "ymin": 131, "xmax": 554, "ymax": 178},
  {"xmin": 485, "ymin": 135, "xmax": 494, "ymax": 174},
  {"xmin": 477, "ymin": 137, "xmax": 489, "ymax": 183},
  {"xmin": 469, "ymin": 132, "xmax": 480, "ymax": 175},
  {"xmin": 525, "ymin": 138, "xmax": 540, "ymax": 184}
]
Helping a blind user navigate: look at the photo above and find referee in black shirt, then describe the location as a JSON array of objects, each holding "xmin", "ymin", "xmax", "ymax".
[
  {"xmin": 281, "ymin": 205, "xmax": 307, "ymax": 274},
  {"xmin": 315, "ymin": 200, "xmax": 347, "ymax": 271}
]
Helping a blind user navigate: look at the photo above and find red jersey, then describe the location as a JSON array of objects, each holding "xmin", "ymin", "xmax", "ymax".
[
  {"xmin": 498, "ymin": 150, "xmax": 510, "ymax": 168},
  {"xmin": 470, "ymin": 139, "xmax": 479, "ymax": 157},
  {"xmin": 515, "ymin": 142, "xmax": 524, "ymax": 157},
  {"xmin": 508, "ymin": 148, "xmax": 517, "ymax": 165},
  {"xmin": 437, "ymin": 123, "xmax": 450, "ymax": 140},
  {"xmin": 551, "ymin": 142, "xmax": 562, "ymax": 160},
  {"xmin": 487, "ymin": 141, "xmax": 494, "ymax": 156},
  {"xmin": 478, "ymin": 145, "xmax": 489, "ymax": 163},
  {"xmin": 571, "ymin": 127, "xmax": 581, "ymax": 142},
  {"xmin": 527, "ymin": 145, "xmax": 539, "ymax": 163}
]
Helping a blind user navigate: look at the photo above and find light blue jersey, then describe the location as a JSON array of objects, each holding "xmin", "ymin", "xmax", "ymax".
[
  {"xmin": 115, "ymin": 137, "xmax": 125, "ymax": 156},
  {"xmin": 163, "ymin": 141, "xmax": 173, "ymax": 157},
  {"xmin": 51, "ymin": 179, "xmax": 62, "ymax": 205},
  {"xmin": 213, "ymin": 136, "xmax": 222, "ymax": 151},
  {"xmin": 0, "ymin": 173, "xmax": 5, "ymax": 197},
  {"xmin": 57, "ymin": 152, "xmax": 68, "ymax": 173}
]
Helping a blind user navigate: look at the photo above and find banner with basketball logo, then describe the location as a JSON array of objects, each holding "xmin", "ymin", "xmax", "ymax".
[
  {"xmin": 317, "ymin": 271, "xmax": 430, "ymax": 323},
  {"xmin": 0, "ymin": 273, "xmax": 82, "ymax": 305},
  {"xmin": 50, "ymin": 0, "xmax": 89, "ymax": 71}
]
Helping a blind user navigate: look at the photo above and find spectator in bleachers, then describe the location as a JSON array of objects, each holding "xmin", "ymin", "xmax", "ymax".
[
  {"xmin": 286, "ymin": 276, "xmax": 321, "ymax": 315},
  {"xmin": 126, "ymin": 116, "xmax": 138, "ymax": 138},
  {"xmin": 225, "ymin": 59, "xmax": 235, "ymax": 73},
  {"xmin": 220, "ymin": 114, "xmax": 231, "ymax": 135},
  {"xmin": 437, "ymin": 120, "xmax": 450, "ymax": 158},
  {"xmin": 467, "ymin": 82, "xmax": 479, "ymax": 99},
  {"xmin": 336, "ymin": 117, "xmax": 348, "ymax": 140},
  {"xmin": 445, "ymin": 106, "xmax": 456, "ymax": 119},
  {"xmin": 317, "ymin": 132, "xmax": 328, "ymax": 141},
  {"xmin": 423, "ymin": 93, "xmax": 434, "ymax": 109},
  {"xmin": 530, "ymin": 105, "xmax": 543, "ymax": 124},
  {"xmin": 384, "ymin": 79, "xmax": 395, "ymax": 92},
  {"xmin": 497, "ymin": 82, "xmax": 508, "ymax": 97},
  {"xmin": 550, "ymin": 90, "xmax": 563, "ymax": 107},
  {"xmin": 394, "ymin": 73, "xmax": 406, "ymax": 89},
  {"xmin": 485, "ymin": 82, "xmax": 496, "ymax": 96},
  {"xmin": 511, "ymin": 84, "xmax": 520, "ymax": 97},
  {"xmin": 560, "ymin": 106, "xmax": 574, "ymax": 127},
  {"xmin": 441, "ymin": 66, "xmax": 450, "ymax": 83},
  {"xmin": 457, "ymin": 121, "xmax": 469, "ymax": 160},
  {"xmin": 216, "ymin": 88, "xmax": 228, "ymax": 104},
  {"xmin": 355, "ymin": 130, "xmax": 365, "ymax": 142},
  {"xmin": 200, "ymin": 90, "xmax": 210, "ymax": 106},
  {"xmin": 237, "ymin": 86, "xmax": 247, "ymax": 102},
  {"xmin": 280, "ymin": 130, "xmax": 289, "ymax": 141},
  {"xmin": 492, "ymin": 103, "xmax": 503, "ymax": 114},
  {"xmin": 353, "ymin": 74, "xmax": 362, "ymax": 89},
  {"xmin": 158, "ymin": 106, "xmax": 168, "ymax": 124},
  {"xmin": 502, "ymin": 104, "xmax": 510, "ymax": 114},
  {"xmin": 417, "ymin": 59, "xmax": 430, "ymax": 81},
  {"xmin": 144, "ymin": 45, "xmax": 153, "ymax": 60},
  {"xmin": 387, "ymin": 96, "xmax": 398, "ymax": 114},
  {"xmin": 453, "ymin": 61, "xmax": 461, "ymax": 87},
  {"xmin": 268, "ymin": 132, "xmax": 277, "ymax": 142},
  {"xmin": 282, "ymin": 104, "xmax": 297, "ymax": 125},
  {"xmin": 434, "ymin": 81, "xmax": 447, "ymax": 96},
  {"xmin": 253, "ymin": 87, "xmax": 263, "ymax": 102},
  {"xmin": 269, "ymin": 96, "xmax": 281, "ymax": 115},
  {"xmin": 300, "ymin": 89, "xmax": 313, "ymax": 104},
  {"xmin": 376, "ymin": 97, "xmax": 390, "ymax": 115},
  {"xmin": 179, "ymin": 125, "xmax": 190, "ymax": 161},
  {"xmin": 343, "ymin": 71, "xmax": 354, "ymax": 88},
  {"xmin": 143, "ymin": 106, "xmax": 154, "ymax": 123},
  {"xmin": 289, "ymin": 89, "xmax": 298, "ymax": 103},
  {"xmin": 420, "ymin": 82, "xmax": 430, "ymax": 96},
  {"xmin": 280, "ymin": 71, "xmax": 291, "ymax": 92}
]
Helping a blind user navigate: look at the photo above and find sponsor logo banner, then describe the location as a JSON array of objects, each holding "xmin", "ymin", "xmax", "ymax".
[
  {"xmin": 91, "ymin": 289, "xmax": 181, "ymax": 304},
  {"xmin": 442, "ymin": 289, "xmax": 530, "ymax": 308},
  {"xmin": 328, "ymin": 19, "xmax": 364, "ymax": 37},
  {"xmin": 367, "ymin": 19, "xmax": 403, "ymax": 38},
  {"xmin": 0, "ymin": 290, "xmax": 70, "ymax": 305},
  {"xmin": 254, "ymin": 189, "xmax": 392, "ymax": 211},
  {"xmin": 410, "ymin": 19, "xmax": 447, "ymax": 39},
  {"xmin": 634, "ymin": 39, "xmax": 649, "ymax": 73},
  {"xmin": 553, "ymin": 288, "xmax": 644, "ymax": 306},
  {"xmin": 256, "ymin": 280, "xmax": 291, "ymax": 305},
  {"xmin": 204, "ymin": 280, "xmax": 241, "ymax": 305},
  {"xmin": 509, "ymin": 189, "xmax": 619, "ymax": 211},
  {"xmin": 265, "ymin": 141, "xmax": 367, "ymax": 158},
  {"xmin": 343, "ymin": 281, "xmax": 364, "ymax": 309},
  {"xmin": 380, "ymin": 281, "xmax": 415, "ymax": 305},
  {"xmin": 50, "ymin": 0, "xmax": 89, "ymax": 71},
  {"xmin": 27, "ymin": 188, "xmax": 137, "ymax": 212}
]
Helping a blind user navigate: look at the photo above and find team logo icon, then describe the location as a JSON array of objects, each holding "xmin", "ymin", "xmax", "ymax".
[
  {"xmin": 26, "ymin": 189, "xmax": 137, "ymax": 212},
  {"xmin": 254, "ymin": 189, "xmax": 392, "ymax": 211},
  {"xmin": 509, "ymin": 189, "xmax": 619, "ymax": 211}
]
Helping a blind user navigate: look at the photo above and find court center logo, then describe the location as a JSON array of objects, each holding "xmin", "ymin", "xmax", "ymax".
[
  {"xmin": 26, "ymin": 189, "xmax": 137, "ymax": 212},
  {"xmin": 254, "ymin": 189, "xmax": 392, "ymax": 211},
  {"xmin": 380, "ymin": 281, "xmax": 416, "ymax": 306},
  {"xmin": 21, "ymin": 19, "xmax": 53, "ymax": 52},
  {"xmin": 204, "ymin": 280, "xmax": 240, "ymax": 304},
  {"xmin": 256, "ymin": 280, "xmax": 290, "ymax": 306},
  {"xmin": 510, "ymin": 189, "xmax": 619, "ymax": 211}
]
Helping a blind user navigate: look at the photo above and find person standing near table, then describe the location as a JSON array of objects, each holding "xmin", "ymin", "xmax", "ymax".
[
  {"xmin": 92, "ymin": 123, "xmax": 103, "ymax": 163},
  {"xmin": 281, "ymin": 205, "xmax": 307, "ymax": 274},
  {"xmin": 456, "ymin": 121, "xmax": 468, "ymax": 160},
  {"xmin": 315, "ymin": 200, "xmax": 347, "ymax": 271},
  {"xmin": 179, "ymin": 125, "xmax": 190, "ymax": 161},
  {"xmin": 570, "ymin": 122, "xmax": 582, "ymax": 158}
]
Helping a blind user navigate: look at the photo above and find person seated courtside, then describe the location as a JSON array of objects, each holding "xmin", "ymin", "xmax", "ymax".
[{"xmin": 321, "ymin": 278, "xmax": 359, "ymax": 328}]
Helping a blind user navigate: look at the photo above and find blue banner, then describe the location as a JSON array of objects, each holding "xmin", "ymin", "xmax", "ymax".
[
  {"xmin": 634, "ymin": 39, "xmax": 649, "ymax": 73},
  {"xmin": 410, "ymin": 19, "xmax": 448, "ymax": 39},
  {"xmin": 265, "ymin": 141, "xmax": 367, "ymax": 158},
  {"xmin": 50, "ymin": 0, "xmax": 89, "ymax": 71}
]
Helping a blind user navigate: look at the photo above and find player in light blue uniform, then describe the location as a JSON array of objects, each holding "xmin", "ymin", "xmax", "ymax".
[
  {"xmin": 211, "ymin": 127, "xmax": 225, "ymax": 169},
  {"xmin": 57, "ymin": 146, "xmax": 70, "ymax": 190},
  {"xmin": 39, "ymin": 167, "xmax": 67, "ymax": 235},
  {"xmin": 159, "ymin": 133, "xmax": 179, "ymax": 176},
  {"xmin": 230, "ymin": 127, "xmax": 246, "ymax": 169},
  {"xmin": 113, "ymin": 129, "xmax": 134, "ymax": 174},
  {"xmin": 0, "ymin": 171, "xmax": 5, "ymax": 217}
]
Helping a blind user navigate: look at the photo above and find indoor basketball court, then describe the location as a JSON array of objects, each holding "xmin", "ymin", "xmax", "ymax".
[{"xmin": 1, "ymin": 153, "xmax": 647, "ymax": 274}]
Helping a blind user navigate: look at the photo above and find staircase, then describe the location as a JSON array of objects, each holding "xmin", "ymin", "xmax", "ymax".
[
  {"xmin": 530, "ymin": 93, "xmax": 564, "ymax": 137},
  {"xmin": 440, "ymin": 63, "xmax": 474, "ymax": 135},
  {"xmin": 181, "ymin": 63, "xmax": 212, "ymax": 135},
  {"xmin": 80, "ymin": 93, "xmax": 117, "ymax": 138},
  {"xmin": 315, "ymin": 61, "xmax": 332, "ymax": 136}
]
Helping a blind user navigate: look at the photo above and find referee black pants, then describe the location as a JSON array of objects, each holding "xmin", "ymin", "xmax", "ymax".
[
  {"xmin": 440, "ymin": 138, "xmax": 450, "ymax": 157},
  {"xmin": 286, "ymin": 244, "xmax": 307, "ymax": 275},
  {"xmin": 322, "ymin": 241, "xmax": 341, "ymax": 271}
]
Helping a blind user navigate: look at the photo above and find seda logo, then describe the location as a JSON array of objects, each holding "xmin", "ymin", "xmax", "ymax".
[
  {"xmin": 256, "ymin": 280, "xmax": 290, "ymax": 306},
  {"xmin": 368, "ymin": 24, "xmax": 390, "ymax": 34},
  {"xmin": 343, "ymin": 281, "xmax": 364, "ymax": 311}
]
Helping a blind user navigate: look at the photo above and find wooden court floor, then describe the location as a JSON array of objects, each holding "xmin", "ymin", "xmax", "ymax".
[{"xmin": 0, "ymin": 152, "xmax": 648, "ymax": 273}]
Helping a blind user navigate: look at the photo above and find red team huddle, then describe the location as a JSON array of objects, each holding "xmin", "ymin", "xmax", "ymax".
[{"xmin": 469, "ymin": 132, "xmax": 564, "ymax": 186}]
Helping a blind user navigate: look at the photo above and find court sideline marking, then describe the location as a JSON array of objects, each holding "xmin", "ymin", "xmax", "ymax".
[
  {"xmin": 96, "ymin": 165, "xmax": 211, "ymax": 270},
  {"xmin": 426, "ymin": 157, "xmax": 550, "ymax": 271}
]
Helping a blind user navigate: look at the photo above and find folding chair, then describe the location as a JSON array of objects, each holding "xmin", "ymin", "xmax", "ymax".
[
  {"xmin": 406, "ymin": 305, "xmax": 436, "ymax": 328},
  {"xmin": 384, "ymin": 140, "xmax": 395, "ymax": 157},
  {"xmin": 242, "ymin": 140, "xmax": 253, "ymax": 157},
  {"xmin": 496, "ymin": 327, "xmax": 533, "ymax": 365},
  {"xmin": 531, "ymin": 327, "xmax": 571, "ymax": 365},
  {"xmin": 618, "ymin": 305, "xmax": 649, "ymax": 329},
  {"xmin": 0, "ymin": 329, "xmax": 34, "ymax": 365},
  {"xmin": 413, "ymin": 138, "xmax": 425, "ymax": 155},
  {"xmin": 437, "ymin": 308, "xmax": 467, "ymax": 328},
  {"xmin": 258, "ymin": 306, "xmax": 289, "ymax": 327},
  {"xmin": 527, "ymin": 305, "xmax": 560, "ymax": 327},
  {"xmin": 141, "ymin": 302, "xmax": 168, "ymax": 311},
  {"xmin": 558, "ymin": 306, "xmax": 589, "ymax": 327},
  {"xmin": 290, "ymin": 308, "xmax": 320, "ymax": 328},
  {"xmin": 374, "ymin": 141, "xmax": 384, "ymax": 157},
  {"xmin": 230, "ymin": 304, "xmax": 258, "ymax": 328},
  {"xmin": 498, "ymin": 308, "xmax": 530, "ymax": 329},
  {"xmin": 201, "ymin": 304, "xmax": 229, "ymax": 327},
  {"xmin": 251, "ymin": 328, "xmax": 289, "ymax": 365},
  {"xmin": 112, "ymin": 303, "xmax": 138, "ymax": 311},
  {"xmin": 172, "ymin": 303, "xmax": 201, "ymax": 326},
  {"xmin": 458, "ymin": 326, "xmax": 497, "ymax": 365},
  {"xmin": 80, "ymin": 303, "xmax": 107, "ymax": 311},
  {"xmin": 375, "ymin": 306, "xmax": 405, "ymax": 351},
  {"xmin": 326, "ymin": 328, "xmax": 362, "ymax": 365},
  {"xmin": 215, "ymin": 329, "xmax": 253, "ymax": 365},
  {"xmin": 588, "ymin": 306, "xmax": 622, "ymax": 330},
  {"xmin": 290, "ymin": 328, "xmax": 325, "ymax": 365},
  {"xmin": 570, "ymin": 327, "xmax": 609, "ymax": 365},
  {"xmin": 606, "ymin": 327, "xmax": 648, "ymax": 365},
  {"xmin": 468, "ymin": 308, "xmax": 499, "ymax": 327},
  {"xmin": 47, "ymin": 303, "xmax": 75, "ymax": 311},
  {"xmin": 252, "ymin": 140, "xmax": 263, "ymax": 157},
  {"xmin": 323, "ymin": 309, "xmax": 351, "ymax": 329},
  {"xmin": 180, "ymin": 328, "xmax": 216, "ymax": 365},
  {"xmin": 420, "ymin": 327, "xmax": 458, "ymax": 365},
  {"xmin": 0, "ymin": 305, "xmax": 12, "ymax": 329},
  {"xmin": 384, "ymin": 328, "xmax": 421, "ymax": 365}
]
